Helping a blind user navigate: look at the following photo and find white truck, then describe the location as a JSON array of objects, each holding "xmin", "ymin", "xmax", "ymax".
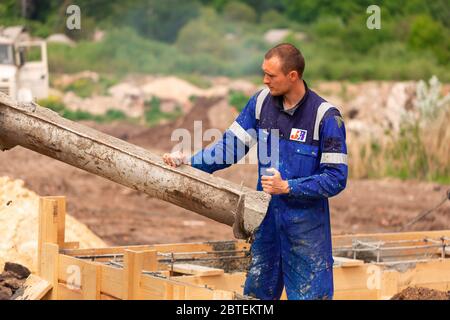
[{"xmin": 0, "ymin": 26, "xmax": 49, "ymax": 102}]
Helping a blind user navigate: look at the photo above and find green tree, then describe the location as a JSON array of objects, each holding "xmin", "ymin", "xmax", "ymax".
[
  {"xmin": 122, "ymin": 0, "xmax": 201, "ymax": 42},
  {"xmin": 408, "ymin": 15, "xmax": 449, "ymax": 64},
  {"xmin": 223, "ymin": 1, "xmax": 257, "ymax": 23},
  {"xmin": 176, "ymin": 9, "xmax": 231, "ymax": 58}
]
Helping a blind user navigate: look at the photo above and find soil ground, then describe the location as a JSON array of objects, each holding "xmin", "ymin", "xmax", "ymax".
[{"xmin": 391, "ymin": 287, "xmax": 450, "ymax": 300}]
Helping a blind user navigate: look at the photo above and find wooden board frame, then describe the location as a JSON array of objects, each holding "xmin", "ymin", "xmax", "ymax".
[{"xmin": 37, "ymin": 196, "xmax": 450, "ymax": 300}]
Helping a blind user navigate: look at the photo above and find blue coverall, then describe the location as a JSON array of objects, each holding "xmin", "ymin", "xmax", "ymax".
[{"xmin": 191, "ymin": 81, "xmax": 348, "ymax": 300}]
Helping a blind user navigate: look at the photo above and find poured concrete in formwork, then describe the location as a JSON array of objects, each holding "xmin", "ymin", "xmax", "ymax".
[{"xmin": 0, "ymin": 93, "xmax": 271, "ymax": 238}]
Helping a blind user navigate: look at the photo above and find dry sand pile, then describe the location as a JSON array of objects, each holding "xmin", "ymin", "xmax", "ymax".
[{"xmin": 0, "ymin": 177, "xmax": 106, "ymax": 273}]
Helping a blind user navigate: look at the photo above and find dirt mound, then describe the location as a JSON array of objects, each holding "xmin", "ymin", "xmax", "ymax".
[
  {"xmin": 391, "ymin": 287, "xmax": 450, "ymax": 300},
  {"xmin": 0, "ymin": 262, "xmax": 31, "ymax": 300},
  {"xmin": 141, "ymin": 76, "xmax": 204, "ymax": 106},
  {"xmin": 128, "ymin": 96, "xmax": 230, "ymax": 152},
  {"xmin": 0, "ymin": 177, "xmax": 106, "ymax": 272}
]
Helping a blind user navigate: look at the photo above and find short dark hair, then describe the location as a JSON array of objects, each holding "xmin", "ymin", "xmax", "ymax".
[{"xmin": 265, "ymin": 43, "xmax": 305, "ymax": 78}]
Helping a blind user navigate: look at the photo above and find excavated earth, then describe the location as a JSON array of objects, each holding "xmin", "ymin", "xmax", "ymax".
[
  {"xmin": 0, "ymin": 262, "xmax": 31, "ymax": 300},
  {"xmin": 391, "ymin": 287, "xmax": 450, "ymax": 300}
]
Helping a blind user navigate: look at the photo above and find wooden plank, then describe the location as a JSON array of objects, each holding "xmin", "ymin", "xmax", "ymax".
[
  {"xmin": 45, "ymin": 196, "xmax": 66, "ymax": 247},
  {"xmin": 334, "ymin": 289, "xmax": 379, "ymax": 300},
  {"xmin": 100, "ymin": 293, "xmax": 120, "ymax": 300},
  {"xmin": 184, "ymin": 285, "xmax": 214, "ymax": 300},
  {"xmin": 82, "ymin": 262, "xmax": 102, "ymax": 300},
  {"xmin": 163, "ymin": 282, "xmax": 174, "ymax": 299},
  {"xmin": 40, "ymin": 243, "xmax": 59, "ymax": 300},
  {"xmin": 172, "ymin": 284, "xmax": 186, "ymax": 300},
  {"xmin": 58, "ymin": 254, "xmax": 103, "ymax": 299},
  {"xmin": 61, "ymin": 242, "xmax": 80, "ymax": 250},
  {"xmin": 63, "ymin": 240, "xmax": 249, "ymax": 257},
  {"xmin": 212, "ymin": 290, "xmax": 234, "ymax": 300},
  {"xmin": 123, "ymin": 250, "xmax": 141, "ymax": 300},
  {"xmin": 63, "ymin": 245, "xmax": 155, "ymax": 257},
  {"xmin": 57, "ymin": 283, "xmax": 83, "ymax": 300},
  {"xmin": 396, "ymin": 259, "xmax": 450, "ymax": 288},
  {"xmin": 124, "ymin": 250, "xmax": 156, "ymax": 300},
  {"xmin": 140, "ymin": 274, "xmax": 170, "ymax": 299},
  {"xmin": 333, "ymin": 230, "xmax": 450, "ymax": 247},
  {"xmin": 151, "ymin": 242, "xmax": 239, "ymax": 254},
  {"xmin": 100, "ymin": 265, "xmax": 123, "ymax": 299},
  {"xmin": 333, "ymin": 264, "xmax": 379, "ymax": 292},
  {"xmin": 333, "ymin": 257, "xmax": 365, "ymax": 267},
  {"xmin": 142, "ymin": 250, "xmax": 158, "ymax": 272},
  {"xmin": 38, "ymin": 198, "xmax": 58, "ymax": 275},
  {"xmin": 58, "ymin": 254, "xmax": 91, "ymax": 283},
  {"xmin": 172, "ymin": 264, "xmax": 224, "ymax": 276},
  {"xmin": 139, "ymin": 273, "xmax": 216, "ymax": 300},
  {"xmin": 379, "ymin": 270, "xmax": 399, "ymax": 300},
  {"xmin": 11, "ymin": 274, "xmax": 52, "ymax": 300},
  {"xmin": 174, "ymin": 273, "xmax": 245, "ymax": 294}
]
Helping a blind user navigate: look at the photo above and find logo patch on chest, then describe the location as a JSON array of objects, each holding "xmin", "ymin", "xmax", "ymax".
[{"xmin": 290, "ymin": 128, "xmax": 307, "ymax": 142}]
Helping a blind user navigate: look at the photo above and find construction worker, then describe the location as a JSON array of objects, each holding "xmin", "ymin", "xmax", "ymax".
[{"xmin": 163, "ymin": 43, "xmax": 348, "ymax": 300}]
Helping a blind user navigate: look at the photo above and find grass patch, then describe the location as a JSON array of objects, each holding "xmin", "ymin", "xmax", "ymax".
[
  {"xmin": 39, "ymin": 96, "xmax": 128, "ymax": 123},
  {"xmin": 144, "ymin": 97, "xmax": 183, "ymax": 126},
  {"xmin": 229, "ymin": 90, "xmax": 250, "ymax": 112}
]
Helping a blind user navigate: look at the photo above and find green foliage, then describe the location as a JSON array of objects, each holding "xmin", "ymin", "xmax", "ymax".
[
  {"xmin": 39, "ymin": 96, "xmax": 127, "ymax": 123},
  {"xmin": 223, "ymin": 1, "xmax": 257, "ymax": 23},
  {"xmin": 64, "ymin": 78, "xmax": 95, "ymax": 98},
  {"xmin": 38, "ymin": 96, "xmax": 182, "ymax": 126},
  {"xmin": 339, "ymin": 15, "xmax": 395, "ymax": 54},
  {"xmin": 38, "ymin": 96, "xmax": 66, "ymax": 113},
  {"xmin": 408, "ymin": 15, "xmax": 450, "ymax": 64},
  {"xmin": 259, "ymin": 10, "xmax": 290, "ymax": 28},
  {"xmin": 176, "ymin": 11, "xmax": 227, "ymax": 56},
  {"xmin": 60, "ymin": 76, "xmax": 117, "ymax": 98},
  {"xmin": 229, "ymin": 90, "xmax": 250, "ymax": 112},
  {"xmin": 144, "ymin": 97, "xmax": 183, "ymax": 126},
  {"xmin": 102, "ymin": 109, "xmax": 128, "ymax": 122},
  {"xmin": 120, "ymin": 0, "xmax": 201, "ymax": 42},
  {"xmin": 389, "ymin": 122, "xmax": 429, "ymax": 179},
  {"xmin": 4, "ymin": 0, "xmax": 449, "ymax": 82},
  {"xmin": 311, "ymin": 16, "xmax": 345, "ymax": 38}
]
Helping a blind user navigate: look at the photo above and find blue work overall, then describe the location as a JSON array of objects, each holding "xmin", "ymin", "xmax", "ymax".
[{"xmin": 191, "ymin": 82, "xmax": 348, "ymax": 300}]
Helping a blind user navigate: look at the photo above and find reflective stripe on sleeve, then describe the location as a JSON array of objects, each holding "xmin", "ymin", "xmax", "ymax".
[
  {"xmin": 320, "ymin": 153, "xmax": 348, "ymax": 165},
  {"xmin": 255, "ymin": 88, "xmax": 270, "ymax": 120},
  {"xmin": 313, "ymin": 102, "xmax": 334, "ymax": 141},
  {"xmin": 228, "ymin": 121, "xmax": 257, "ymax": 147}
]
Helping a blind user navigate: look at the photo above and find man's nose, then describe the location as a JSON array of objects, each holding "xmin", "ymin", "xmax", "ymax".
[{"xmin": 263, "ymin": 75, "xmax": 270, "ymax": 85}]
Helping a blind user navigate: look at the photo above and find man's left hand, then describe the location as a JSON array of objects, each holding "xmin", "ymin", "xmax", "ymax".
[{"xmin": 261, "ymin": 168, "xmax": 290, "ymax": 195}]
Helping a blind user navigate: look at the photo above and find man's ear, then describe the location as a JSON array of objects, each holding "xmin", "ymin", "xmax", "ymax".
[{"xmin": 288, "ymin": 70, "xmax": 299, "ymax": 81}]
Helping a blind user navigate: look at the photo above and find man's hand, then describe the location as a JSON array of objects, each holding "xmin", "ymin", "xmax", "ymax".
[
  {"xmin": 163, "ymin": 151, "xmax": 191, "ymax": 168},
  {"xmin": 261, "ymin": 168, "xmax": 290, "ymax": 195}
]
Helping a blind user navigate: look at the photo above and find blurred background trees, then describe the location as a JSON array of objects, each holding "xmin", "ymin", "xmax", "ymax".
[{"xmin": 0, "ymin": 0, "xmax": 448, "ymax": 80}]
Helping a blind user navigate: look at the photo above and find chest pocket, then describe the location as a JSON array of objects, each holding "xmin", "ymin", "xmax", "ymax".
[{"xmin": 285, "ymin": 142, "xmax": 319, "ymax": 179}]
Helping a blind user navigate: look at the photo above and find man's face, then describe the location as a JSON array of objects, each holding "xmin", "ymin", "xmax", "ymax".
[{"xmin": 262, "ymin": 56, "xmax": 294, "ymax": 96}]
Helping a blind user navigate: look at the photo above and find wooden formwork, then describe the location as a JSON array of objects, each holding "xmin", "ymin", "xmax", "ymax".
[{"xmin": 37, "ymin": 196, "xmax": 450, "ymax": 300}]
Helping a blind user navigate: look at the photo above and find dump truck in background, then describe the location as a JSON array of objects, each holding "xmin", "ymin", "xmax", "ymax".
[{"xmin": 0, "ymin": 26, "xmax": 49, "ymax": 102}]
